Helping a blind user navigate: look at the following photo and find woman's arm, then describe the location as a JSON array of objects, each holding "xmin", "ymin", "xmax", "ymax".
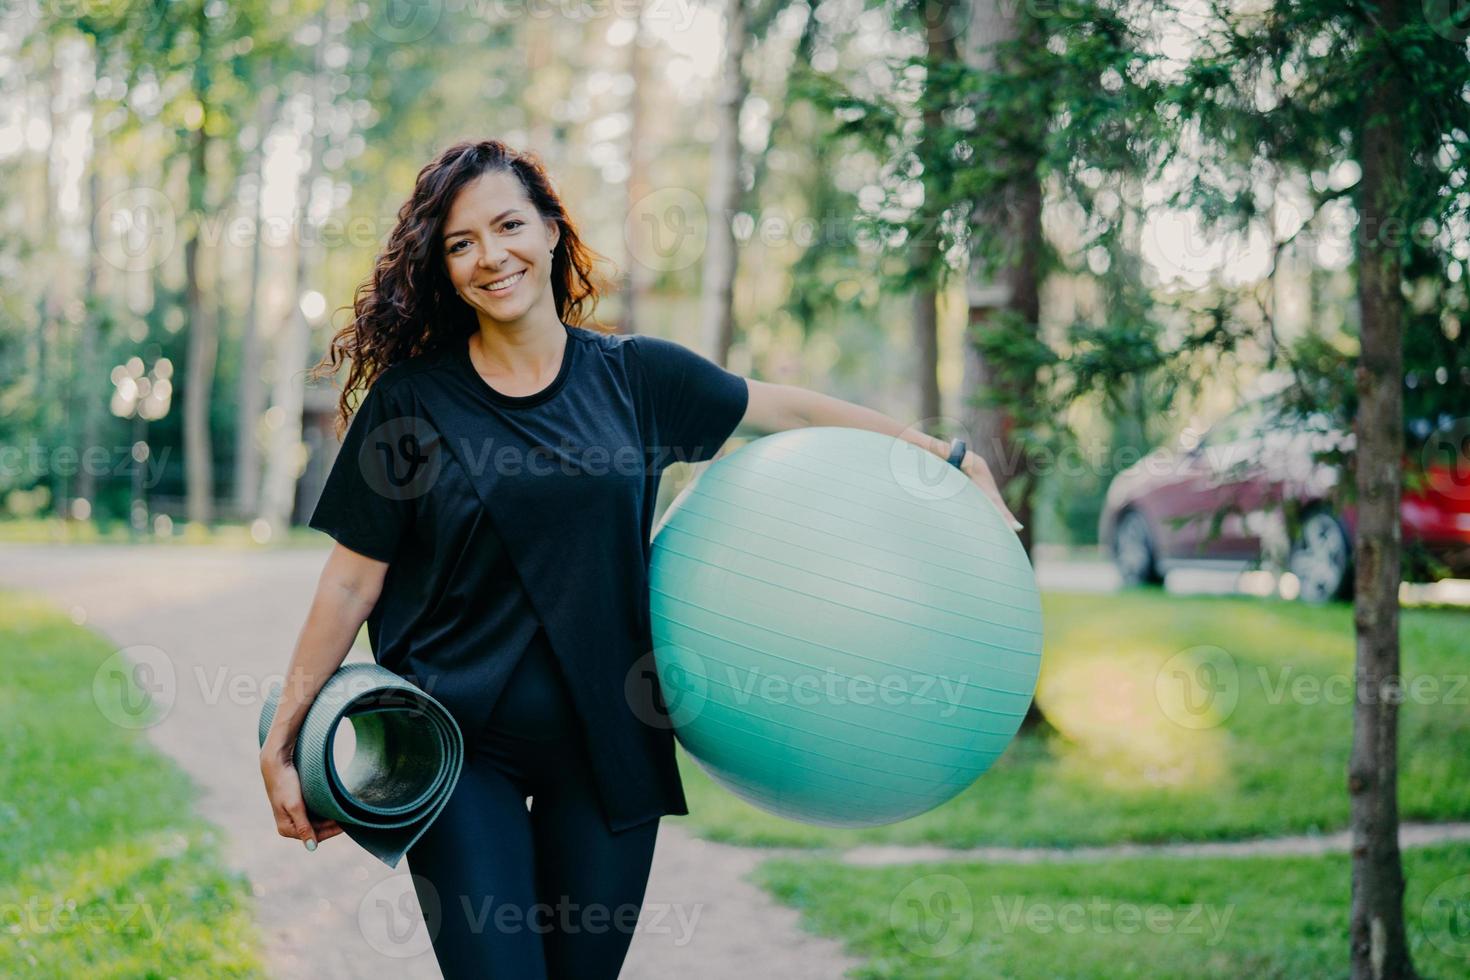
[
  {"xmin": 259, "ymin": 543, "xmax": 389, "ymax": 847},
  {"xmin": 260, "ymin": 543, "xmax": 387, "ymax": 751},
  {"xmin": 738, "ymin": 378, "xmax": 1024, "ymax": 530}
]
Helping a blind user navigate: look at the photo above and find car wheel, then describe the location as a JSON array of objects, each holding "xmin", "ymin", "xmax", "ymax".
[
  {"xmin": 1114, "ymin": 510, "xmax": 1162, "ymax": 586},
  {"xmin": 1289, "ymin": 511, "xmax": 1352, "ymax": 603}
]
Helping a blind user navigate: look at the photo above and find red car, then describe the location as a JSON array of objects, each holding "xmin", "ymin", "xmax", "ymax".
[{"xmin": 1098, "ymin": 404, "xmax": 1470, "ymax": 602}]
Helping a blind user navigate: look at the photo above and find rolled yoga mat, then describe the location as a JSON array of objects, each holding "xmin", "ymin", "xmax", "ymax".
[{"xmin": 257, "ymin": 662, "xmax": 464, "ymax": 868}]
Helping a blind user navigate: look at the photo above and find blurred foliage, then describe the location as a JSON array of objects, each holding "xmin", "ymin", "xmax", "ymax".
[
  {"xmin": 3, "ymin": 0, "xmax": 1467, "ymax": 546},
  {"xmin": 788, "ymin": 0, "xmax": 1470, "ymax": 543}
]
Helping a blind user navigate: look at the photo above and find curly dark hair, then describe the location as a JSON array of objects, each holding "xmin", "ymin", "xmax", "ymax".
[{"xmin": 310, "ymin": 139, "xmax": 619, "ymax": 437}]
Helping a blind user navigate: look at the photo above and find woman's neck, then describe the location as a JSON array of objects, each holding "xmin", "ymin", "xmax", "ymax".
[{"xmin": 468, "ymin": 319, "xmax": 566, "ymax": 381}]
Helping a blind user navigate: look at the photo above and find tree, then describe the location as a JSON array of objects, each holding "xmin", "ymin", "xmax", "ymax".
[
  {"xmin": 699, "ymin": 0, "xmax": 750, "ymax": 367},
  {"xmin": 1164, "ymin": 3, "xmax": 1468, "ymax": 971},
  {"xmin": 256, "ymin": 2, "xmax": 335, "ymax": 539},
  {"xmin": 180, "ymin": 0, "xmax": 218, "ymax": 525},
  {"xmin": 232, "ymin": 85, "xmax": 282, "ymax": 518},
  {"xmin": 1351, "ymin": 11, "xmax": 1412, "ymax": 964},
  {"xmin": 620, "ymin": 0, "xmax": 652, "ymax": 336},
  {"xmin": 959, "ymin": 0, "xmax": 1046, "ymax": 552},
  {"xmin": 911, "ymin": 0, "xmax": 963, "ymax": 424}
]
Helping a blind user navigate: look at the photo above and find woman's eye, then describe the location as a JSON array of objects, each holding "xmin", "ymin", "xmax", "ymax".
[
  {"xmin": 503, "ymin": 220, "xmax": 523, "ymax": 231},
  {"xmin": 448, "ymin": 240, "xmax": 467, "ymax": 253}
]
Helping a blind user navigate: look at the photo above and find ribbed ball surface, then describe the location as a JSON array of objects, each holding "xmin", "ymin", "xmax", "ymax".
[{"xmin": 649, "ymin": 427, "xmax": 1043, "ymax": 827}]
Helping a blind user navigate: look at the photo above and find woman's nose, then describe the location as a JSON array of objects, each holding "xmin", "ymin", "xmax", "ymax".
[{"xmin": 478, "ymin": 243, "xmax": 508, "ymax": 269}]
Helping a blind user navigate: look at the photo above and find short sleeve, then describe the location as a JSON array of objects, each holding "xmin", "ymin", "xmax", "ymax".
[
  {"xmin": 629, "ymin": 334, "xmax": 749, "ymax": 469},
  {"xmin": 308, "ymin": 376, "xmax": 439, "ymax": 563}
]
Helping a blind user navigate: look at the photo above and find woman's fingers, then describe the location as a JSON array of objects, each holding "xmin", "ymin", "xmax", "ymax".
[
  {"xmin": 274, "ymin": 799, "xmax": 315, "ymax": 843},
  {"xmin": 965, "ymin": 457, "xmax": 1024, "ymax": 530},
  {"xmin": 264, "ymin": 759, "xmax": 341, "ymax": 851},
  {"xmin": 310, "ymin": 819, "xmax": 345, "ymax": 842}
]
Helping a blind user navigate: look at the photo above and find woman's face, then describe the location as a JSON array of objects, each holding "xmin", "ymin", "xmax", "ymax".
[{"xmin": 441, "ymin": 170, "xmax": 561, "ymax": 330}]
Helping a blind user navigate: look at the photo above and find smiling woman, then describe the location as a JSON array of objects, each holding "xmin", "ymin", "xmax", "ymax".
[
  {"xmin": 275, "ymin": 139, "xmax": 751, "ymax": 980},
  {"xmin": 275, "ymin": 137, "xmax": 1018, "ymax": 980},
  {"xmin": 307, "ymin": 142, "xmax": 615, "ymax": 435},
  {"xmin": 441, "ymin": 174, "xmax": 562, "ymax": 348}
]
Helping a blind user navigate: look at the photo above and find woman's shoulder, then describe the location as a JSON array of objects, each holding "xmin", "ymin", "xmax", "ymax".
[
  {"xmin": 567, "ymin": 322, "xmax": 631, "ymax": 353},
  {"xmin": 370, "ymin": 344, "xmax": 459, "ymax": 400}
]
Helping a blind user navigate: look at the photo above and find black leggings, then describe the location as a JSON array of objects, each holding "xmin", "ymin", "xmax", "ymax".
[{"xmin": 405, "ymin": 631, "xmax": 660, "ymax": 979}]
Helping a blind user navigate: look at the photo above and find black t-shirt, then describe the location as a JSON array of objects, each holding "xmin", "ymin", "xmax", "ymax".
[{"xmin": 307, "ymin": 322, "xmax": 749, "ymax": 832}]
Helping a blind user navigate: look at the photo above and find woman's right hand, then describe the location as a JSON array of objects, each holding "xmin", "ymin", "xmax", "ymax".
[{"xmin": 260, "ymin": 746, "xmax": 344, "ymax": 850}]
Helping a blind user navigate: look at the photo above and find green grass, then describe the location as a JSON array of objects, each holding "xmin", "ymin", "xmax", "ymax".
[
  {"xmin": 753, "ymin": 842, "xmax": 1470, "ymax": 979},
  {"xmin": 0, "ymin": 591, "xmax": 266, "ymax": 977},
  {"xmin": 675, "ymin": 590, "xmax": 1470, "ymax": 848}
]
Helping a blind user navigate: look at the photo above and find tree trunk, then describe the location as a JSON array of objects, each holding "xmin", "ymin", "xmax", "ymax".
[
  {"xmin": 962, "ymin": 0, "xmax": 1044, "ymax": 734},
  {"xmin": 1348, "ymin": 1, "xmax": 1415, "ymax": 976},
  {"xmin": 912, "ymin": 0, "xmax": 959, "ymax": 427},
  {"xmin": 43, "ymin": 43, "xmax": 68, "ymax": 519},
  {"xmin": 960, "ymin": 0, "xmax": 1038, "ymax": 554},
  {"xmin": 698, "ymin": 0, "xmax": 748, "ymax": 367},
  {"xmin": 257, "ymin": 5, "xmax": 332, "ymax": 537},
  {"xmin": 76, "ymin": 89, "xmax": 105, "ymax": 508},
  {"xmin": 234, "ymin": 88, "xmax": 281, "ymax": 518},
  {"xmin": 183, "ymin": 1, "xmax": 216, "ymax": 525},
  {"xmin": 620, "ymin": 0, "xmax": 650, "ymax": 336}
]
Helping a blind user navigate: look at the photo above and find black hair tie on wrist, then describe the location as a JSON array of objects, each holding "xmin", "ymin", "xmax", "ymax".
[{"xmin": 946, "ymin": 438, "xmax": 967, "ymax": 470}]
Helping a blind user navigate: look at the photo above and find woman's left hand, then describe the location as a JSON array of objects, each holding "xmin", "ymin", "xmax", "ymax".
[{"xmin": 959, "ymin": 452, "xmax": 1024, "ymax": 532}]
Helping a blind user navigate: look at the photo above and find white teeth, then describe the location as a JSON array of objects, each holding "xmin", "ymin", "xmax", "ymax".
[{"xmin": 482, "ymin": 271, "xmax": 524, "ymax": 291}]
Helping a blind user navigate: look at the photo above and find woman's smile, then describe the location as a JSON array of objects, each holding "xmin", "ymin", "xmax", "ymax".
[{"xmin": 479, "ymin": 270, "xmax": 525, "ymax": 295}]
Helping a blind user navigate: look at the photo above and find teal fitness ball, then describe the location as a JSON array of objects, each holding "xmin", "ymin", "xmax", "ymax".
[{"xmin": 648, "ymin": 426, "xmax": 1044, "ymax": 827}]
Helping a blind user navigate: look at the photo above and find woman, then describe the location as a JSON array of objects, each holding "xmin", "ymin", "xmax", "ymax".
[{"xmin": 259, "ymin": 138, "xmax": 1021, "ymax": 980}]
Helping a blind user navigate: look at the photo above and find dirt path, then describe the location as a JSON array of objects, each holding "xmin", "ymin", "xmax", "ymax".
[
  {"xmin": 838, "ymin": 821, "xmax": 1470, "ymax": 867},
  {"xmin": 0, "ymin": 542, "xmax": 864, "ymax": 980}
]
